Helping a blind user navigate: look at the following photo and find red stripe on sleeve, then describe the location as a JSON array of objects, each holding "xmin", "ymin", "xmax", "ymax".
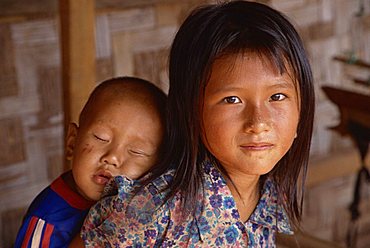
[
  {"xmin": 41, "ymin": 223, "xmax": 54, "ymax": 248},
  {"xmin": 21, "ymin": 216, "xmax": 39, "ymax": 248},
  {"xmin": 51, "ymin": 174, "xmax": 95, "ymax": 210}
]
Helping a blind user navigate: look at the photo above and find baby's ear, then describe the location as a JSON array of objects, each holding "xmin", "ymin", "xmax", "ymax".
[{"xmin": 65, "ymin": 123, "xmax": 78, "ymax": 161}]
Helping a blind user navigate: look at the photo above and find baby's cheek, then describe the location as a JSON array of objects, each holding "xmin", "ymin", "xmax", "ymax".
[{"xmin": 81, "ymin": 143, "xmax": 95, "ymax": 154}]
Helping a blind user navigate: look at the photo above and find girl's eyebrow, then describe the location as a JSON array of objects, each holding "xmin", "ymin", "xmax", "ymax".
[
  {"xmin": 205, "ymin": 86, "xmax": 242, "ymax": 95},
  {"xmin": 207, "ymin": 80, "xmax": 295, "ymax": 94},
  {"xmin": 267, "ymin": 81, "xmax": 296, "ymax": 90}
]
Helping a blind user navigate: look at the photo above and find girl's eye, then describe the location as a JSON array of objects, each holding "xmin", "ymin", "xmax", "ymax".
[
  {"xmin": 270, "ymin": 93, "xmax": 286, "ymax": 101},
  {"xmin": 223, "ymin": 96, "xmax": 241, "ymax": 104},
  {"xmin": 94, "ymin": 135, "xmax": 109, "ymax": 142}
]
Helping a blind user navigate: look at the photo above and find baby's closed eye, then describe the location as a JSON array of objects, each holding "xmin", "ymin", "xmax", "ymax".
[
  {"xmin": 94, "ymin": 134, "xmax": 109, "ymax": 142},
  {"xmin": 129, "ymin": 149, "xmax": 150, "ymax": 157}
]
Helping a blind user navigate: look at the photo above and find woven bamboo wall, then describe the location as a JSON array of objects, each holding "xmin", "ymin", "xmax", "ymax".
[{"xmin": 0, "ymin": 0, "xmax": 369, "ymax": 247}]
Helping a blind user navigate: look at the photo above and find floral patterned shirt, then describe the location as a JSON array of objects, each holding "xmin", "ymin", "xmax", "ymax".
[{"xmin": 82, "ymin": 160, "xmax": 293, "ymax": 247}]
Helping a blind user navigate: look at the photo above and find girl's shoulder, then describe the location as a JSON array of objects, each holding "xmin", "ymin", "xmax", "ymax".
[
  {"xmin": 102, "ymin": 169, "xmax": 176, "ymax": 203},
  {"xmin": 82, "ymin": 169, "xmax": 178, "ymax": 246},
  {"xmin": 126, "ymin": 169, "xmax": 176, "ymax": 211}
]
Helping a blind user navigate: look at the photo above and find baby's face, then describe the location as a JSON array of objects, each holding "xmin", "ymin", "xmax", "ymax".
[{"xmin": 69, "ymin": 96, "xmax": 163, "ymax": 201}]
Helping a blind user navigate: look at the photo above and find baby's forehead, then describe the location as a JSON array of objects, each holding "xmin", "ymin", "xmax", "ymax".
[
  {"xmin": 79, "ymin": 79, "xmax": 166, "ymax": 127},
  {"xmin": 94, "ymin": 87, "xmax": 161, "ymax": 114},
  {"xmin": 93, "ymin": 88, "xmax": 152, "ymax": 110},
  {"xmin": 80, "ymin": 96, "xmax": 160, "ymax": 129}
]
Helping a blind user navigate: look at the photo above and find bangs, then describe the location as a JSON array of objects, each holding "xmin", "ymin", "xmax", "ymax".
[
  {"xmin": 220, "ymin": 30, "xmax": 293, "ymax": 76},
  {"xmin": 213, "ymin": 43, "xmax": 297, "ymax": 90}
]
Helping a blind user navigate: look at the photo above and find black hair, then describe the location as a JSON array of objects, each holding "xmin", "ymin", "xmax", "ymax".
[{"xmin": 148, "ymin": 1, "xmax": 315, "ymax": 228}]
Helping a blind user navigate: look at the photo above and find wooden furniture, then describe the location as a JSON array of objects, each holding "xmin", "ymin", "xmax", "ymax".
[
  {"xmin": 333, "ymin": 55, "xmax": 370, "ymax": 70},
  {"xmin": 321, "ymin": 86, "xmax": 370, "ymax": 143},
  {"xmin": 322, "ymin": 86, "xmax": 370, "ymax": 248}
]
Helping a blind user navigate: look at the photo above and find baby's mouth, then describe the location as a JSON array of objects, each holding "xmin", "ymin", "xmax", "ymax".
[{"xmin": 93, "ymin": 170, "xmax": 113, "ymax": 185}]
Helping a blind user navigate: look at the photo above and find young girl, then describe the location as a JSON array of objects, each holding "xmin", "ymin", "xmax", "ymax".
[{"xmin": 79, "ymin": 1, "xmax": 315, "ymax": 247}]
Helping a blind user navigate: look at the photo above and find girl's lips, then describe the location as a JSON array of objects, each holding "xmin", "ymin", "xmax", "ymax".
[
  {"xmin": 240, "ymin": 143, "xmax": 273, "ymax": 151},
  {"xmin": 93, "ymin": 170, "xmax": 113, "ymax": 185}
]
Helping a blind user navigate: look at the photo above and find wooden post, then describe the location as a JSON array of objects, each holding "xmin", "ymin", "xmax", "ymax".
[{"xmin": 59, "ymin": 0, "xmax": 96, "ymax": 169}]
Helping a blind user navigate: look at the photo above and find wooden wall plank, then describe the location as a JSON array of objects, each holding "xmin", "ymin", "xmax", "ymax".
[{"xmin": 59, "ymin": 0, "xmax": 96, "ymax": 170}]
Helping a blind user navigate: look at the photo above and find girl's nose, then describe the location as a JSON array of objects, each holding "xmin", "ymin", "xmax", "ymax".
[{"xmin": 243, "ymin": 105, "xmax": 270, "ymax": 134}]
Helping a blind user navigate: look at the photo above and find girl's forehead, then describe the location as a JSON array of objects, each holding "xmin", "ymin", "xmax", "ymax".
[{"xmin": 215, "ymin": 51, "xmax": 298, "ymax": 85}]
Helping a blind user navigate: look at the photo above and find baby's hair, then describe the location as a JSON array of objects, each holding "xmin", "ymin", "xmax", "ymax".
[
  {"xmin": 149, "ymin": 1, "xmax": 315, "ymax": 228},
  {"xmin": 78, "ymin": 76, "xmax": 167, "ymax": 128}
]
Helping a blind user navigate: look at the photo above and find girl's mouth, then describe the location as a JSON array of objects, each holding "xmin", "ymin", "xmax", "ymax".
[{"xmin": 240, "ymin": 143, "xmax": 273, "ymax": 151}]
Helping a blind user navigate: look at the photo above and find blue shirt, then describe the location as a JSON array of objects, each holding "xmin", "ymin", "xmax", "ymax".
[{"xmin": 15, "ymin": 172, "xmax": 95, "ymax": 248}]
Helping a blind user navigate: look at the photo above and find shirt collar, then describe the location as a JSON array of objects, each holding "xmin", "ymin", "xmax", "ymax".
[
  {"xmin": 200, "ymin": 160, "xmax": 293, "ymax": 234},
  {"xmin": 248, "ymin": 178, "xmax": 293, "ymax": 234}
]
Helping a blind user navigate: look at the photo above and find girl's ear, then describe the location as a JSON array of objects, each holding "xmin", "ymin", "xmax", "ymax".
[{"xmin": 65, "ymin": 123, "xmax": 78, "ymax": 161}]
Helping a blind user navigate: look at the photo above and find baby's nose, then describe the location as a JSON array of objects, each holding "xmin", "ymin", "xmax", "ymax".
[{"xmin": 102, "ymin": 146, "xmax": 124, "ymax": 168}]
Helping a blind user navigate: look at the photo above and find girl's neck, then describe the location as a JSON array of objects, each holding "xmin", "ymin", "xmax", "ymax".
[{"xmin": 225, "ymin": 172, "xmax": 260, "ymax": 222}]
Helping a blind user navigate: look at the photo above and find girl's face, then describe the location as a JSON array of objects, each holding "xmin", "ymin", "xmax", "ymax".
[{"xmin": 201, "ymin": 53, "xmax": 300, "ymax": 178}]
